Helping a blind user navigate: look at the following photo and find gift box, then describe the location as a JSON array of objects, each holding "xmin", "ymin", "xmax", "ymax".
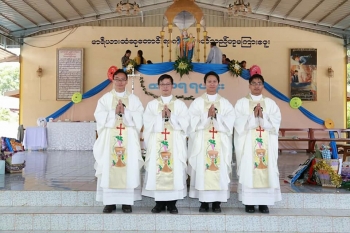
[
  {"xmin": 4, "ymin": 152, "xmax": 25, "ymax": 173},
  {"xmin": 341, "ymin": 162, "xmax": 350, "ymax": 182},
  {"xmin": 315, "ymin": 158, "xmax": 341, "ymax": 188}
]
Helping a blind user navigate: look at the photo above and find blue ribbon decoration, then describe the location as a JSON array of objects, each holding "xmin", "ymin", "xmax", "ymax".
[
  {"xmin": 46, "ymin": 63, "xmax": 332, "ymax": 151},
  {"xmin": 45, "ymin": 79, "xmax": 111, "ymax": 121}
]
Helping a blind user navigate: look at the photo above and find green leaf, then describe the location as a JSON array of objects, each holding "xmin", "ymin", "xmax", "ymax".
[
  {"xmin": 209, "ymin": 139, "xmax": 216, "ymax": 145},
  {"xmin": 113, "ymin": 160, "xmax": 116, "ymax": 165},
  {"xmin": 256, "ymin": 138, "xmax": 263, "ymax": 143}
]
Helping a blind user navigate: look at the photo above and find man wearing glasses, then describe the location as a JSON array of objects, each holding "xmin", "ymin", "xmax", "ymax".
[
  {"xmin": 234, "ymin": 74, "xmax": 281, "ymax": 214},
  {"xmin": 142, "ymin": 74, "xmax": 189, "ymax": 214},
  {"xmin": 93, "ymin": 69, "xmax": 144, "ymax": 214}
]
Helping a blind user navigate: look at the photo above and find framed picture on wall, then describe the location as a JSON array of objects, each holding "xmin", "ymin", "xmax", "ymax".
[
  {"xmin": 290, "ymin": 48, "xmax": 317, "ymax": 101},
  {"xmin": 56, "ymin": 48, "xmax": 84, "ymax": 100}
]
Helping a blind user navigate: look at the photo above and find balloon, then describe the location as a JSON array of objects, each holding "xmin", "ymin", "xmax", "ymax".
[
  {"xmin": 107, "ymin": 66, "xmax": 118, "ymax": 81},
  {"xmin": 250, "ymin": 65, "xmax": 261, "ymax": 76}
]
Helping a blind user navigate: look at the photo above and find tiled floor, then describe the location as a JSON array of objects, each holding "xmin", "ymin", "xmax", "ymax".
[{"xmin": 0, "ymin": 150, "xmax": 349, "ymax": 193}]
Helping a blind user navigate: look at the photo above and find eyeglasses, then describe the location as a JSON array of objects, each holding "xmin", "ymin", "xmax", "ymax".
[
  {"xmin": 250, "ymin": 82, "xmax": 263, "ymax": 86},
  {"xmin": 159, "ymin": 84, "xmax": 172, "ymax": 87},
  {"xmin": 113, "ymin": 79, "xmax": 127, "ymax": 82}
]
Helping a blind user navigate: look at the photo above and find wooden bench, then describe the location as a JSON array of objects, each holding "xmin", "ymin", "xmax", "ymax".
[
  {"xmin": 278, "ymin": 128, "xmax": 350, "ymax": 156},
  {"xmin": 278, "ymin": 128, "xmax": 312, "ymax": 153}
]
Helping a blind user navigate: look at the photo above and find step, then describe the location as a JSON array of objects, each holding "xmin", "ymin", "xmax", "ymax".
[
  {"xmin": 1, "ymin": 190, "xmax": 350, "ymax": 210},
  {"xmin": 0, "ymin": 206, "xmax": 349, "ymax": 232}
]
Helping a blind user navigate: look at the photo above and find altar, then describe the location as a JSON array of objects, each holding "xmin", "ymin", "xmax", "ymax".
[{"xmin": 46, "ymin": 122, "xmax": 96, "ymax": 150}]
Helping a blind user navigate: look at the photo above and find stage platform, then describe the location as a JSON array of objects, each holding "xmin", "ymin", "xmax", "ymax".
[{"xmin": 0, "ymin": 151, "xmax": 349, "ymax": 232}]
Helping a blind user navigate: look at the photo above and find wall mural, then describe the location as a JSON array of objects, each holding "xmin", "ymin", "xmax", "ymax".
[{"xmin": 290, "ymin": 48, "xmax": 317, "ymax": 101}]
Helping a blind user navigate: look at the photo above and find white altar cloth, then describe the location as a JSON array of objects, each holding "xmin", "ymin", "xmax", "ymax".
[{"xmin": 47, "ymin": 122, "xmax": 96, "ymax": 150}]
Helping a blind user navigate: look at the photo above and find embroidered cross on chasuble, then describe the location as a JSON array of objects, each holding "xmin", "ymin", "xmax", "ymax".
[
  {"xmin": 248, "ymin": 95, "xmax": 270, "ymax": 188},
  {"xmin": 155, "ymin": 96, "xmax": 177, "ymax": 190},
  {"xmin": 108, "ymin": 91, "xmax": 130, "ymax": 189},
  {"xmin": 203, "ymin": 94, "xmax": 222, "ymax": 190}
]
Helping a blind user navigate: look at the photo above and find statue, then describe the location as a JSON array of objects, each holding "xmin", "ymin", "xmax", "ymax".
[{"xmin": 179, "ymin": 30, "xmax": 195, "ymax": 61}]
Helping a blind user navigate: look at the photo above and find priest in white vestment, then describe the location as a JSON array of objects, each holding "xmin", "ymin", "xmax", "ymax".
[
  {"xmin": 234, "ymin": 74, "xmax": 282, "ymax": 214},
  {"xmin": 93, "ymin": 69, "xmax": 144, "ymax": 213},
  {"xmin": 188, "ymin": 71, "xmax": 235, "ymax": 213},
  {"xmin": 142, "ymin": 74, "xmax": 189, "ymax": 214}
]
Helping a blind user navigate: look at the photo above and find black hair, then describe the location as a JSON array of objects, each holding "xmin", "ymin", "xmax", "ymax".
[
  {"xmin": 294, "ymin": 70, "xmax": 298, "ymax": 72},
  {"xmin": 222, "ymin": 54, "xmax": 226, "ymax": 58},
  {"xmin": 204, "ymin": 71, "xmax": 220, "ymax": 83},
  {"xmin": 138, "ymin": 50, "xmax": 145, "ymax": 64},
  {"xmin": 147, "ymin": 60, "xmax": 153, "ymax": 64},
  {"xmin": 225, "ymin": 58, "xmax": 230, "ymax": 63},
  {"xmin": 113, "ymin": 69, "xmax": 128, "ymax": 80},
  {"xmin": 125, "ymin": 50, "xmax": 131, "ymax": 54},
  {"xmin": 249, "ymin": 74, "xmax": 264, "ymax": 84},
  {"xmin": 158, "ymin": 74, "xmax": 173, "ymax": 85},
  {"xmin": 210, "ymin": 42, "xmax": 216, "ymax": 46}
]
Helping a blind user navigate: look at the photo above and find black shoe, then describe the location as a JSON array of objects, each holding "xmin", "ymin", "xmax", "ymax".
[
  {"xmin": 122, "ymin": 205, "xmax": 132, "ymax": 213},
  {"xmin": 199, "ymin": 202, "xmax": 209, "ymax": 212},
  {"xmin": 167, "ymin": 200, "xmax": 178, "ymax": 214},
  {"xmin": 259, "ymin": 205, "xmax": 269, "ymax": 213},
  {"xmin": 245, "ymin": 205, "xmax": 255, "ymax": 213},
  {"xmin": 212, "ymin": 202, "xmax": 221, "ymax": 213},
  {"xmin": 103, "ymin": 205, "xmax": 116, "ymax": 213},
  {"xmin": 151, "ymin": 202, "xmax": 166, "ymax": 213},
  {"xmin": 168, "ymin": 205, "xmax": 178, "ymax": 214}
]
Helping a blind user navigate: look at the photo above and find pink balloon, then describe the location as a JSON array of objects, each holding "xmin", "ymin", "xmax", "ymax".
[{"xmin": 250, "ymin": 65, "xmax": 261, "ymax": 76}]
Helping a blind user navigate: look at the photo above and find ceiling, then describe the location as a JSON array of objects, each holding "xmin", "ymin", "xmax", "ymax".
[{"xmin": 1, "ymin": 0, "xmax": 350, "ymax": 38}]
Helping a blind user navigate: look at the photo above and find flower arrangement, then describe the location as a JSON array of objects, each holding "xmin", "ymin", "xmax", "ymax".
[
  {"xmin": 174, "ymin": 56, "xmax": 193, "ymax": 78},
  {"xmin": 228, "ymin": 59, "xmax": 242, "ymax": 77},
  {"xmin": 126, "ymin": 59, "xmax": 137, "ymax": 74}
]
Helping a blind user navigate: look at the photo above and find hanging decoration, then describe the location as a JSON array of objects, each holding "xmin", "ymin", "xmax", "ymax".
[
  {"xmin": 140, "ymin": 77, "xmax": 195, "ymax": 100},
  {"xmin": 324, "ymin": 119, "xmax": 335, "ymax": 129},
  {"xmin": 71, "ymin": 92, "xmax": 82, "ymax": 104},
  {"xmin": 228, "ymin": 60, "xmax": 242, "ymax": 77},
  {"xmin": 289, "ymin": 97, "xmax": 302, "ymax": 109},
  {"xmin": 174, "ymin": 56, "xmax": 193, "ymax": 78},
  {"xmin": 107, "ymin": 66, "xmax": 118, "ymax": 81}
]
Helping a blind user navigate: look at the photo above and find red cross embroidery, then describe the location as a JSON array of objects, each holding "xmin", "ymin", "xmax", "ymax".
[
  {"xmin": 256, "ymin": 126, "xmax": 264, "ymax": 137},
  {"xmin": 209, "ymin": 127, "xmax": 218, "ymax": 139},
  {"xmin": 116, "ymin": 123, "xmax": 125, "ymax": 136},
  {"xmin": 161, "ymin": 128, "xmax": 170, "ymax": 140}
]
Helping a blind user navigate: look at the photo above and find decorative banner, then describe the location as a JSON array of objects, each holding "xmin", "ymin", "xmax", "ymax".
[{"xmin": 290, "ymin": 48, "xmax": 317, "ymax": 101}]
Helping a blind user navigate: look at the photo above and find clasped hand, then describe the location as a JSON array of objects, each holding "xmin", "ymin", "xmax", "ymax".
[
  {"xmin": 254, "ymin": 103, "xmax": 263, "ymax": 118},
  {"xmin": 208, "ymin": 104, "xmax": 216, "ymax": 119},
  {"xmin": 162, "ymin": 105, "xmax": 171, "ymax": 119},
  {"xmin": 115, "ymin": 100, "xmax": 125, "ymax": 115}
]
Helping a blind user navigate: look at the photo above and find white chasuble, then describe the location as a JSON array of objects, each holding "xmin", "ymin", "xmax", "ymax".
[
  {"xmin": 93, "ymin": 90, "xmax": 144, "ymax": 205},
  {"xmin": 108, "ymin": 93, "xmax": 129, "ymax": 189},
  {"xmin": 234, "ymin": 95, "xmax": 282, "ymax": 205},
  {"xmin": 142, "ymin": 96, "xmax": 189, "ymax": 201},
  {"xmin": 188, "ymin": 93, "xmax": 235, "ymax": 202}
]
